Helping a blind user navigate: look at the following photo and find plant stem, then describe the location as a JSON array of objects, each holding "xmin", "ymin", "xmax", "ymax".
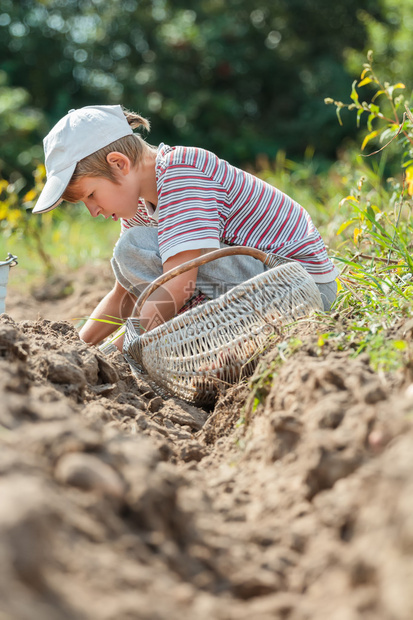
[{"xmin": 387, "ymin": 175, "xmax": 406, "ymax": 266}]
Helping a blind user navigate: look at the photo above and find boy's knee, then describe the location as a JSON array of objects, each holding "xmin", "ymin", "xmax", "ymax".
[
  {"xmin": 316, "ymin": 280, "xmax": 337, "ymax": 311},
  {"xmin": 113, "ymin": 226, "xmax": 159, "ymax": 257},
  {"xmin": 111, "ymin": 226, "xmax": 163, "ymax": 295},
  {"xmin": 112, "ymin": 227, "xmax": 157, "ymax": 274},
  {"xmin": 113, "ymin": 227, "xmax": 138, "ymax": 264}
]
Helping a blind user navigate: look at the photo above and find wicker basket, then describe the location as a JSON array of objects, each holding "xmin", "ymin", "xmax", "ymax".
[{"xmin": 123, "ymin": 247, "xmax": 323, "ymax": 405}]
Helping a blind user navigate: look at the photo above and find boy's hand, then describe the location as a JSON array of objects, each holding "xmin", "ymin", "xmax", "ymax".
[
  {"xmin": 79, "ymin": 280, "xmax": 135, "ymax": 346},
  {"xmin": 134, "ymin": 249, "xmax": 201, "ymax": 333}
]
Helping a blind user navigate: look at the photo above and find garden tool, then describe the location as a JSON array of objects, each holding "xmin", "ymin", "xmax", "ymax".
[{"xmin": 0, "ymin": 254, "xmax": 18, "ymax": 315}]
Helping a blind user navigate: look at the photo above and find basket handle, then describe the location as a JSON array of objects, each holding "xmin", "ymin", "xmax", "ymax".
[{"xmin": 134, "ymin": 246, "xmax": 273, "ymax": 317}]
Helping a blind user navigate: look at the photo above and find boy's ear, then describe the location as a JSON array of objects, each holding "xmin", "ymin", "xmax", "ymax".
[{"xmin": 106, "ymin": 152, "xmax": 131, "ymax": 174}]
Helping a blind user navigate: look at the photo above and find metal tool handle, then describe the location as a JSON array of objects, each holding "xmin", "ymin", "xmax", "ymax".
[
  {"xmin": 0, "ymin": 253, "xmax": 18, "ymax": 268},
  {"xmin": 134, "ymin": 246, "xmax": 273, "ymax": 317}
]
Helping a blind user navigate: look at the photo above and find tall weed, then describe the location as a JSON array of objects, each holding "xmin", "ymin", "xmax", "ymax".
[{"xmin": 324, "ymin": 51, "xmax": 413, "ymax": 326}]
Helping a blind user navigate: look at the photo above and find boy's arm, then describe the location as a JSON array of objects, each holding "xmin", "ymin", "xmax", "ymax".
[
  {"xmin": 137, "ymin": 249, "xmax": 201, "ymax": 332},
  {"xmin": 79, "ymin": 279, "xmax": 136, "ymax": 346},
  {"xmin": 111, "ymin": 249, "xmax": 201, "ymax": 351}
]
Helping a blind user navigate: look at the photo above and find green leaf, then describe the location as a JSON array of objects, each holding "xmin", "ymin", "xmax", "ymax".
[
  {"xmin": 361, "ymin": 130, "xmax": 380, "ymax": 151},
  {"xmin": 336, "ymin": 219, "xmax": 357, "ymax": 235},
  {"xmin": 339, "ymin": 195, "xmax": 359, "ymax": 208},
  {"xmin": 396, "ymin": 238, "xmax": 413, "ymax": 273},
  {"xmin": 358, "ymin": 77, "xmax": 372, "ymax": 87},
  {"xmin": 372, "ymin": 89, "xmax": 385, "ymax": 102},
  {"xmin": 367, "ymin": 113, "xmax": 374, "ymax": 131},
  {"xmin": 353, "ymin": 205, "xmax": 390, "ymax": 239},
  {"xmin": 379, "ymin": 127, "xmax": 398, "ymax": 143},
  {"xmin": 365, "ymin": 275, "xmax": 385, "ymax": 294},
  {"xmin": 336, "ymin": 106, "xmax": 343, "ymax": 126},
  {"xmin": 350, "ymin": 80, "xmax": 359, "ymax": 105},
  {"xmin": 89, "ymin": 318, "xmax": 124, "ymax": 326}
]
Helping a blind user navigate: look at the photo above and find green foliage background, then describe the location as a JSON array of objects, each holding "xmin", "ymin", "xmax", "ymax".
[
  {"xmin": 0, "ymin": 0, "xmax": 385, "ymax": 182},
  {"xmin": 2, "ymin": 0, "xmax": 413, "ymax": 296}
]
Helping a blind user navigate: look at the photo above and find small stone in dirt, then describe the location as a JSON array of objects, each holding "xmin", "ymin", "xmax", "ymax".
[
  {"xmin": 157, "ymin": 440, "xmax": 176, "ymax": 461},
  {"xmin": 55, "ymin": 452, "xmax": 125, "ymax": 499},
  {"xmin": 96, "ymin": 355, "xmax": 119, "ymax": 384},
  {"xmin": 43, "ymin": 353, "xmax": 87, "ymax": 387},
  {"xmin": 119, "ymin": 404, "xmax": 143, "ymax": 419},
  {"xmin": 115, "ymin": 392, "xmax": 146, "ymax": 411},
  {"xmin": 362, "ymin": 382, "xmax": 387, "ymax": 404},
  {"xmin": 79, "ymin": 349, "xmax": 99, "ymax": 384},
  {"xmin": 178, "ymin": 440, "xmax": 207, "ymax": 463},
  {"xmin": 90, "ymin": 383, "xmax": 117, "ymax": 396},
  {"xmin": 162, "ymin": 418, "xmax": 177, "ymax": 430},
  {"xmin": 130, "ymin": 375, "xmax": 157, "ymax": 398},
  {"xmin": 0, "ymin": 325, "xmax": 29, "ymax": 361},
  {"xmin": 161, "ymin": 400, "xmax": 208, "ymax": 431},
  {"xmin": 230, "ymin": 568, "xmax": 282, "ymax": 599},
  {"xmin": 149, "ymin": 396, "xmax": 164, "ymax": 413},
  {"xmin": 48, "ymin": 320, "xmax": 78, "ymax": 336},
  {"xmin": 0, "ymin": 313, "xmax": 15, "ymax": 324},
  {"xmin": 135, "ymin": 413, "xmax": 149, "ymax": 430}
]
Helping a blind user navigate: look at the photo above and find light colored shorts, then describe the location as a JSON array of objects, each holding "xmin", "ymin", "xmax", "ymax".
[{"xmin": 111, "ymin": 227, "xmax": 337, "ymax": 312}]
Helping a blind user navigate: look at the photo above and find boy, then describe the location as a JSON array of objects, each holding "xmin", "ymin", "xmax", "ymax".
[{"xmin": 33, "ymin": 105, "xmax": 338, "ymax": 349}]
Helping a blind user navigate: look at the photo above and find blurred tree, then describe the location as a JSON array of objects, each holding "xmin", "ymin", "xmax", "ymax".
[
  {"xmin": 0, "ymin": 0, "xmax": 384, "ymax": 178},
  {"xmin": 344, "ymin": 0, "xmax": 413, "ymax": 87},
  {"xmin": 0, "ymin": 70, "xmax": 45, "ymax": 182}
]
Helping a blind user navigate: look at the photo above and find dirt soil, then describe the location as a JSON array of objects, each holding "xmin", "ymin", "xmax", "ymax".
[{"xmin": 2, "ymin": 266, "xmax": 413, "ymax": 619}]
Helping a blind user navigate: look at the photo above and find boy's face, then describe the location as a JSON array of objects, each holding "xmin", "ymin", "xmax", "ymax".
[{"xmin": 76, "ymin": 173, "xmax": 140, "ymax": 221}]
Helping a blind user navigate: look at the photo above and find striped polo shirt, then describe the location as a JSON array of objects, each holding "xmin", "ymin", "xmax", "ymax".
[
  {"xmin": 122, "ymin": 143, "xmax": 338, "ymax": 283},
  {"xmin": 121, "ymin": 197, "xmax": 158, "ymax": 230}
]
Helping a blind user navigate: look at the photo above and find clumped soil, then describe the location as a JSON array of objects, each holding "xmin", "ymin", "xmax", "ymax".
[{"xmin": 2, "ymin": 270, "xmax": 413, "ymax": 619}]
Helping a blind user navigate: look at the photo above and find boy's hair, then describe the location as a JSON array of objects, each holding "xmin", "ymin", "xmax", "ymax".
[{"xmin": 62, "ymin": 108, "xmax": 150, "ymax": 203}]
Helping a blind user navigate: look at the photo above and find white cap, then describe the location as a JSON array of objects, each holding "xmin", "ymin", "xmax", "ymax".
[{"xmin": 32, "ymin": 105, "xmax": 133, "ymax": 214}]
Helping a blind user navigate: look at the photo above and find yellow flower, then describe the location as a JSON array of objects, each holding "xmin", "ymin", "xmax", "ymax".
[
  {"xmin": 6, "ymin": 209, "xmax": 23, "ymax": 227},
  {"xmin": 0, "ymin": 204, "xmax": 9, "ymax": 220},
  {"xmin": 353, "ymin": 227, "xmax": 362, "ymax": 245},
  {"xmin": 23, "ymin": 188, "xmax": 37, "ymax": 203},
  {"xmin": 405, "ymin": 165, "xmax": 413, "ymax": 196}
]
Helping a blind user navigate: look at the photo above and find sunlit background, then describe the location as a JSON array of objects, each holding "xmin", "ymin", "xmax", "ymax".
[{"xmin": 1, "ymin": 0, "xmax": 412, "ymax": 282}]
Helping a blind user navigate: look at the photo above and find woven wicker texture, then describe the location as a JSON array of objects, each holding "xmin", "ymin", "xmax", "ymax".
[{"xmin": 123, "ymin": 253, "xmax": 323, "ymax": 405}]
